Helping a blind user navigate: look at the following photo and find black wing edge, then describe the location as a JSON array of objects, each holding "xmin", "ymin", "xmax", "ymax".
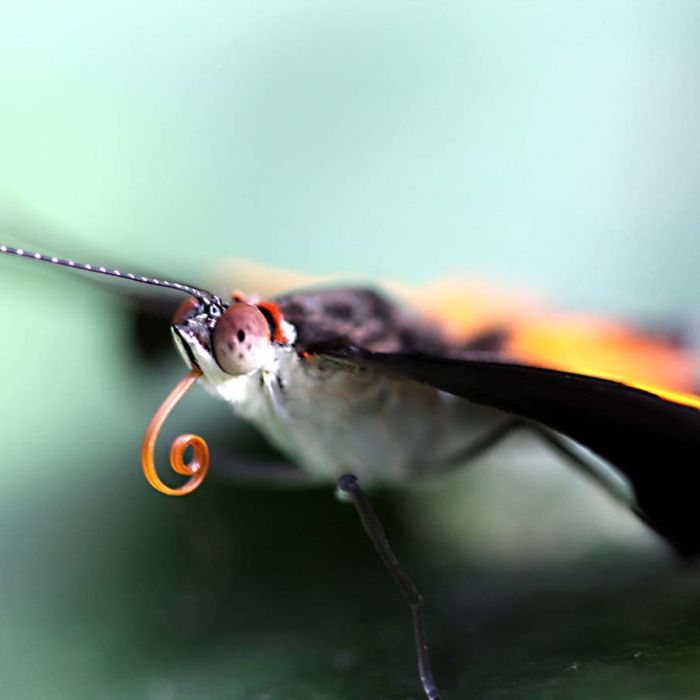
[{"xmin": 320, "ymin": 345, "xmax": 700, "ymax": 558}]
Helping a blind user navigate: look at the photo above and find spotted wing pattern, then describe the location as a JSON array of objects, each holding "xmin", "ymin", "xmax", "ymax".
[{"xmin": 276, "ymin": 288, "xmax": 454, "ymax": 356}]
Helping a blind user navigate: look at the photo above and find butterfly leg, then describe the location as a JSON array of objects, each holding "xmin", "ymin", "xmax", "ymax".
[
  {"xmin": 335, "ymin": 474, "xmax": 442, "ymax": 700},
  {"xmin": 524, "ymin": 423, "xmax": 633, "ymax": 509},
  {"xmin": 435, "ymin": 419, "xmax": 632, "ymax": 509}
]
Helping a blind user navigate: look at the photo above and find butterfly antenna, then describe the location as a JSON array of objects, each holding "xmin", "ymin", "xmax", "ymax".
[{"xmin": 0, "ymin": 244, "xmax": 218, "ymax": 305}]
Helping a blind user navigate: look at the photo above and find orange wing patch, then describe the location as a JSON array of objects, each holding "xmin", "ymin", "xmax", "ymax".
[
  {"xmin": 393, "ymin": 278, "xmax": 542, "ymax": 339},
  {"xmin": 396, "ymin": 279, "xmax": 698, "ymax": 395},
  {"xmin": 506, "ymin": 314, "xmax": 697, "ymax": 394}
]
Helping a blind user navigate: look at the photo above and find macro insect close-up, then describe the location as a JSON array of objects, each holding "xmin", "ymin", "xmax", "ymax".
[{"xmin": 3, "ymin": 3, "xmax": 700, "ymax": 700}]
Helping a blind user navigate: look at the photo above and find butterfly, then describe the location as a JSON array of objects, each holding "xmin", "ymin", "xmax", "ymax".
[{"xmin": 3, "ymin": 243, "xmax": 700, "ymax": 700}]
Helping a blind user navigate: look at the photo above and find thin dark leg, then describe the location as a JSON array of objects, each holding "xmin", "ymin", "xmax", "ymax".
[
  {"xmin": 433, "ymin": 419, "xmax": 632, "ymax": 509},
  {"xmin": 335, "ymin": 474, "xmax": 442, "ymax": 700},
  {"xmin": 526, "ymin": 424, "xmax": 633, "ymax": 509},
  {"xmin": 432, "ymin": 418, "xmax": 524, "ymax": 473}
]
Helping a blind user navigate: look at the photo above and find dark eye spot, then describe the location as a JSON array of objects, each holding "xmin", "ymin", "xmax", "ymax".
[{"xmin": 237, "ymin": 329, "xmax": 246, "ymax": 342}]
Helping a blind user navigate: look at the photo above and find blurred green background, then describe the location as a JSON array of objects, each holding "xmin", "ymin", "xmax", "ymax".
[{"xmin": 2, "ymin": 2, "xmax": 700, "ymax": 699}]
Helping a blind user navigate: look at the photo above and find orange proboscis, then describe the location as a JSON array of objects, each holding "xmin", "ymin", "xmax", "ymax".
[{"xmin": 141, "ymin": 368, "xmax": 210, "ymax": 496}]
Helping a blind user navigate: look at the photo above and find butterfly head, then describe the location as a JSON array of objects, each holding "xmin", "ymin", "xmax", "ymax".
[{"xmin": 0, "ymin": 243, "xmax": 287, "ymax": 497}]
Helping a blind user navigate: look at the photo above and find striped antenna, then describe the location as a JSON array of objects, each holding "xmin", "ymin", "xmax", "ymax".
[{"xmin": 0, "ymin": 244, "xmax": 219, "ymax": 305}]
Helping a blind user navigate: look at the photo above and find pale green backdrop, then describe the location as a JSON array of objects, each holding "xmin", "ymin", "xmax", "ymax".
[{"xmin": 2, "ymin": 3, "xmax": 700, "ymax": 699}]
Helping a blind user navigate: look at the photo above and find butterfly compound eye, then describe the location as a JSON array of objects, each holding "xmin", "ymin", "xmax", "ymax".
[{"xmin": 212, "ymin": 303, "xmax": 271, "ymax": 375}]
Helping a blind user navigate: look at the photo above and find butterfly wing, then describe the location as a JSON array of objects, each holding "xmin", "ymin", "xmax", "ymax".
[
  {"xmin": 397, "ymin": 278, "xmax": 698, "ymax": 394},
  {"xmin": 277, "ymin": 285, "xmax": 700, "ymax": 556},
  {"xmin": 316, "ymin": 344, "xmax": 700, "ymax": 557}
]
